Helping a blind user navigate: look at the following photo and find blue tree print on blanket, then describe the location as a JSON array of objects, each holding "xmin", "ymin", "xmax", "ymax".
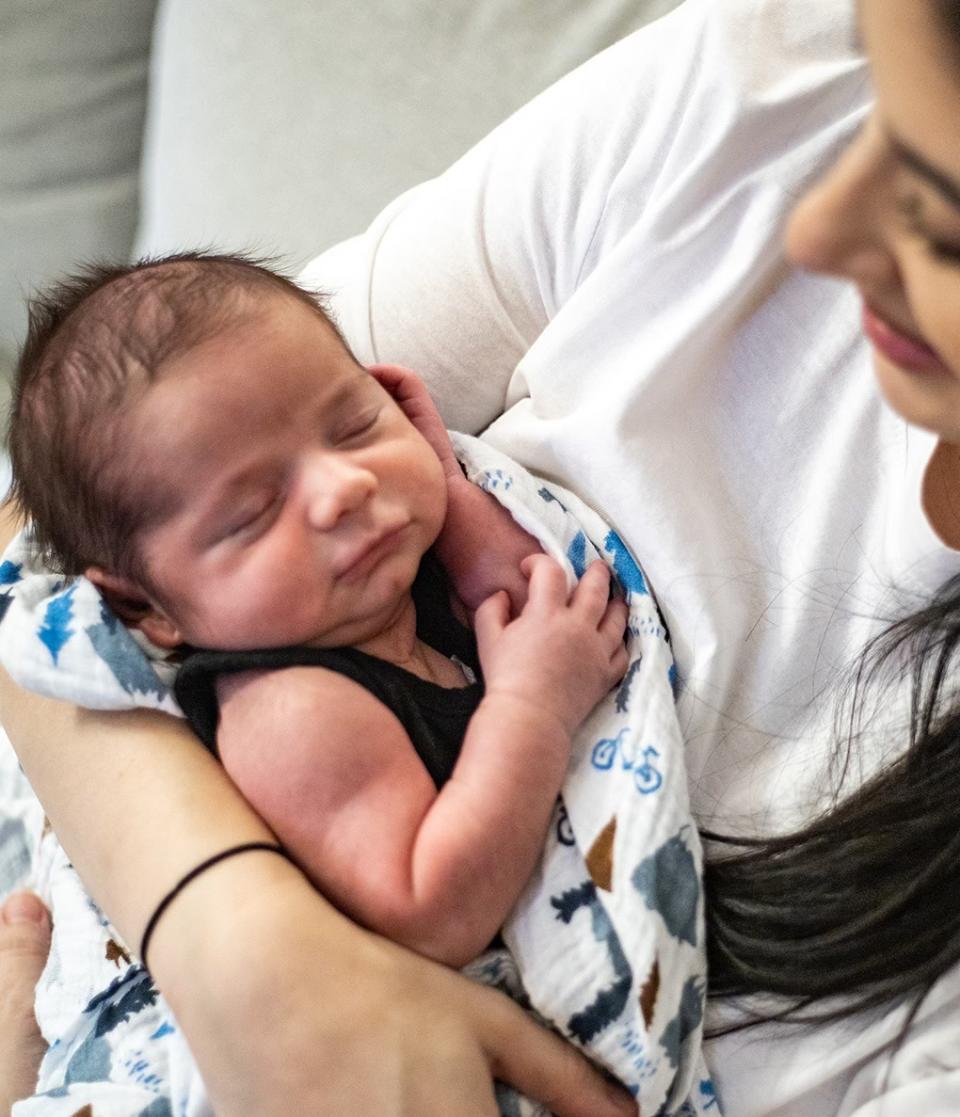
[
  {"xmin": 631, "ymin": 830, "xmax": 699, "ymax": 946},
  {"xmin": 615, "ymin": 658, "xmax": 643, "ymax": 713},
  {"xmin": 87, "ymin": 967, "xmax": 158, "ymax": 1038},
  {"xmin": 538, "ymin": 486, "xmax": 566, "ymax": 510},
  {"xmin": 42, "ymin": 967, "xmax": 156, "ymax": 1093},
  {"xmin": 42, "ymin": 967, "xmax": 168, "ymax": 1099},
  {"xmin": 551, "ymin": 880, "xmax": 633, "ymax": 1043},
  {"xmin": 139, "ymin": 1099, "xmax": 173, "ymax": 1117},
  {"xmin": 658, "ymin": 975, "xmax": 704, "ymax": 1072},
  {"xmin": 603, "ymin": 531, "xmax": 647, "ymax": 597},
  {"xmin": 481, "ymin": 468, "xmax": 512, "ymax": 491},
  {"xmin": 567, "ymin": 531, "xmax": 588, "ymax": 578},
  {"xmin": 0, "ymin": 559, "xmax": 22, "ymax": 584},
  {"xmin": 0, "ymin": 817, "xmax": 32, "ymax": 886},
  {"xmin": 38, "ymin": 583, "xmax": 77, "ymax": 664},
  {"xmin": 668, "ymin": 662, "xmax": 679, "ymax": 698},
  {"xmin": 47, "ymin": 1030, "xmax": 112, "ymax": 1092},
  {"xmin": 86, "ymin": 599, "xmax": 168, "ymax": 701}
]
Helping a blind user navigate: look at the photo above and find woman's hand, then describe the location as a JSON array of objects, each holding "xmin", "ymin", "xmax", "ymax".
[{"xmin": 152, "ymin": 853, "xmax": 637, "ymax": 1117}]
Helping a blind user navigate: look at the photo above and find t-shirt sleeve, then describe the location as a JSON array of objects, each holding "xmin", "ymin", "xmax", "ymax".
[
  {"xmin": 298, "ymin": 0, "xmax": 716, "ymax": 434},
  {"xmin": 300, "ymin": 0, "xmax": 865, "ymax": 435}
]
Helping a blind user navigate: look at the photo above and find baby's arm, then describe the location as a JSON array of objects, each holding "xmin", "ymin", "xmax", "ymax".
[
  {"xmin": 216, "ymin": 556, "xmax": 627, "ymax": 968},
  {"xmin": 371, "ymin": 364, "xmax": 541, "ymax": 615}
]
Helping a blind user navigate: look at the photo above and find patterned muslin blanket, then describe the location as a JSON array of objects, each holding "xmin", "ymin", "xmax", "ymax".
[{"xmin": 0, "ymin": 434, "xmax": 720, "ymax": 1117}]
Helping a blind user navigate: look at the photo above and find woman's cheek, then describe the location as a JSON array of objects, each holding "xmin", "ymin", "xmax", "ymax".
[{"xmin": 899, "ymin": 254, "xmax": 960, "ymax": 371}]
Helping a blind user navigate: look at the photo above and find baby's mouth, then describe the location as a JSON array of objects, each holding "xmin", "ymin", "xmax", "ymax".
[{"xmin": 335, "ymin": 523, "xmax": 408, "ymax": 581}]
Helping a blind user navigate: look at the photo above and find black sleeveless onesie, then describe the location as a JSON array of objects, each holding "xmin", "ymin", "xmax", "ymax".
[{"xmin": 174, "ymin": 554, "xmax": 483, "ymax": 789}]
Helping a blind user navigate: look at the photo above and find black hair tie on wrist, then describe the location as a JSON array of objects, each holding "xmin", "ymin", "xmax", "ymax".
[{"xmin": 140, "ymin": 841, "xmax": 291, "ymax": 973}]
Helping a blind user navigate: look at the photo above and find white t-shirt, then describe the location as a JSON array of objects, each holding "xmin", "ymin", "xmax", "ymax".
[{"xmin": 301, "ymin": 1, "xmax": 960, "ymax": 1112}]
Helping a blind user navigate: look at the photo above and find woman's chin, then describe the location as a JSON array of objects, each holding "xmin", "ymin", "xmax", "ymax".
[{"xmin": 872, "ymin": 351, "xmax": 960, "ymax": 442}]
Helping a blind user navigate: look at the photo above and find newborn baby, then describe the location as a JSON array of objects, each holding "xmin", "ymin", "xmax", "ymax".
[{"xmin": 9, "ymin": 252, "xmax": 628, "ymax": 966}]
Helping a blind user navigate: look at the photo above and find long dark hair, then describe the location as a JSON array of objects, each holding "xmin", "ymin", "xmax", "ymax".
[
  {"xmin": 702, "ymin": 1, "xmax": 960, "ymax": 1034},
  {"xmin": 704, "ymin": 576, "xmax": 960, "ymax": 1027}
]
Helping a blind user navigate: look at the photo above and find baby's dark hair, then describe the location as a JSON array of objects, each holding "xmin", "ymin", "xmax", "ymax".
[{"xmin": 8, "ymin": 251, "xmax": 340, "ymax": 585}]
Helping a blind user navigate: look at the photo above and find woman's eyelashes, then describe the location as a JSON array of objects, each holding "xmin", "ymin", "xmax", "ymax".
[{"xmin": 894, "ymin": 193, "xmax": 960, "ymax": 266}]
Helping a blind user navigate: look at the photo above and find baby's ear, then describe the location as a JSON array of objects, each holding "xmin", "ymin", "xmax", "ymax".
[{"xmin": 83, "ymin": 566, "xmax": 183, "ymax": 649}]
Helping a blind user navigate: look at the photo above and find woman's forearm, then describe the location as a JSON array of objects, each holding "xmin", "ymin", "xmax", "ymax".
[
  {"xmin": 0, "ymin": 684, "xmax": 278, "ymax": 947},
  {"xmin": 0, "ymin": 669, "xmax": 373, "ymax": 1110},
  {"xmin": 0, "ymin": 675, "xmax": 638, "ymax": 1117},
  {"xmin": 0, "ymin": 501, "xmax": 278, "ymax": 951},
  {"xmin": 0, "ymin": 510, "xmax": 638, "ymax": 1116}
]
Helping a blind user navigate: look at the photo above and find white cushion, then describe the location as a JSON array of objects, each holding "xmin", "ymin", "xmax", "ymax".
[
  {"xmin": 0, "ymin": 1, "xmax": 156, "ymax": 391},
  {"xmin": 137, "ymin": 0, "xmax": 681, "ymax": 268}
]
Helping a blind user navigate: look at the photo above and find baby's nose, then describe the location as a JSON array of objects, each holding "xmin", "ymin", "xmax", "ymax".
[{"xmin": 302, "ymin": 453, "xmax": 377, "ymax": 530}]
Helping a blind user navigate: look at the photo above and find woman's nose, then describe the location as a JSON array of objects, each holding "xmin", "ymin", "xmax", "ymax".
[
  {"xmin": 301, "ymin": 452, "xmax": 377, "ymax": 530},
  {"xmin": 785, "ymin": 114, "xmax": 901, "ymax": 292}
]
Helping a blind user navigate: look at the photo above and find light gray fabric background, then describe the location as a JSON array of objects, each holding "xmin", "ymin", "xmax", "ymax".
[
  {"xmin": 0, "ymin": 0, "xmax": 680, "ymax": 428},
  {"xmin": 137, "ymin": 0, "xmax": 680, "ymax": 267},
  {"xmin": 0, "ymin": 0, "xmax": 157, "ymax": 405}
]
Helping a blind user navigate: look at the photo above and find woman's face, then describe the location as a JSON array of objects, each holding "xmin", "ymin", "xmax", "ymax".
[{"xmin": 786, "ymin": 0, "xmax": 960, "ymax": 443}]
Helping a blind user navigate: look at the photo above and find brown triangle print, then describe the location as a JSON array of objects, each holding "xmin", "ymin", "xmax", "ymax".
[
  {"xmin": 105, "ymin": 937, "xmax": 132, "ymax": 968},
  {"xmin": 639, "ymin": 957, "xmax": 660, "ymax": 1029},
  {"xmin": 586, "ymin": 815, "xmax": 617, "ymax": 891}
]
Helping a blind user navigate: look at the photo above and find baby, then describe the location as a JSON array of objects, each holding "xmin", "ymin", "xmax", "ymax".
[{"xmin": 9, "ymin": 252, "xmax": 628, "ymax": 967}]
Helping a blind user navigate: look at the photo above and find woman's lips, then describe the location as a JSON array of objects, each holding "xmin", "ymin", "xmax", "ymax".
[{"xmin": 862, "ymin": 303, "xmax": 948, "ymax": 374}]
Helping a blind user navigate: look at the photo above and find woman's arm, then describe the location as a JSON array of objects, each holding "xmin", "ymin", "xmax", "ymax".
[
  {"xmin": 0, "ymin": 501, "xmax": 635, "ymax": 1116},
  {"xmin": 301, "ymin": 4, "xmax": 703, "ymax": 428},
  {"xmin": 0, "ymin": 640, "xmax": 636, "ymax": 1117}
]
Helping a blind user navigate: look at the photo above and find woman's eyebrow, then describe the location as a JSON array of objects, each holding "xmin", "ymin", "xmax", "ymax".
[{"xmin": 888, "ymin": 132, "xmax": 960, "ymax": 211}]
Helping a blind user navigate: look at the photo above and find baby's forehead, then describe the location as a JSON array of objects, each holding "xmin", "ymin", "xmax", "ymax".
[
  {"xmin": 85, "ymin": 261, "xmax": 336, "ymax": 369},
  {"xmin": 41, "ymin": 265, "xmax": 252, "ymax": 405},
  {"xmin": 126, "ymin": 293, "xmax": 368, "ymax": 456}
]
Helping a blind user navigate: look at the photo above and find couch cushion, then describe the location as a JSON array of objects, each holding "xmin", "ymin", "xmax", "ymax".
[
  {"xmin": 137, "ymin": 0, "xmax": 680, "ymax": 268},
  {"xmin": 0, "ymin": 0, "xmax": 157, "ymax": 406}
]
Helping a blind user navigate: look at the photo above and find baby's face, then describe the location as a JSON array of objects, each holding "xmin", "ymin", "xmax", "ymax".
[{"xmin": 127, "ymin": 296, "xmax": 447, "ymax": 650}]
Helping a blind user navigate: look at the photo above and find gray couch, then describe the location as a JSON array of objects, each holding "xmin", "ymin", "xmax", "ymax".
[{"xmin": 0, "ymin": 0, "xmax": 680, "ymax": 418}]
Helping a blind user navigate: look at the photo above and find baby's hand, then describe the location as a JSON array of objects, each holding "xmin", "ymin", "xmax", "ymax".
[
  {"xmin": 369, "ymin": 364, "xmax": 462, "ymax": 483},
  {"xmin": 371, "ymin": 363, "xmax": 540, "ymax": 615},
  {"xmin": 475, "ymin": 557, "xmax": 629, "ymax": 737}
]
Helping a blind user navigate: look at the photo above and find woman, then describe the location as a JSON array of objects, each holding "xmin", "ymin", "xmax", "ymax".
[{"xmin": 3, "ymin": 0, "xmax": 959, "ymax": 1112}]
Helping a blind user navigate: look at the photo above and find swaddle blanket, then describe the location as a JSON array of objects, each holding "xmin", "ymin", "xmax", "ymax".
[{"xmin": 0, "ymin": 434, "xmax": 720, "ymax": 1117}]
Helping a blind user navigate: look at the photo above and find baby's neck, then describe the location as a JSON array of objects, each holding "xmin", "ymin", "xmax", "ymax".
[{"xmin": 353, "ymin": 595, "xmax": 466, "ymax": 688}]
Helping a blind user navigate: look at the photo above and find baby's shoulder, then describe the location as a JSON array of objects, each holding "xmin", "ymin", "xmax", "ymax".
[{"xmin": 216, "ymin": 660, "xmax": 405, "ymax": 743}]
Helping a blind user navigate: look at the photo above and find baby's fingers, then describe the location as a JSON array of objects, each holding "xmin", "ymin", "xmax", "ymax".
[
  {"xmin": 599, "ymin": 597, "xmax": 630, "ymax": 681},
  {"xmin": 570, "ymin": 561, "xmax": 613, "ymax": 617},
  {"xmin": 520, "ymin": 554, "xmax": 571, "ymax": 606},
  {"xmin": 473, "ymin": 590, "xmax": 511, "ymax": 649},
  {"xmin": 600, "ymin": 596, "xmax": 630, "ymax": 644}
]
